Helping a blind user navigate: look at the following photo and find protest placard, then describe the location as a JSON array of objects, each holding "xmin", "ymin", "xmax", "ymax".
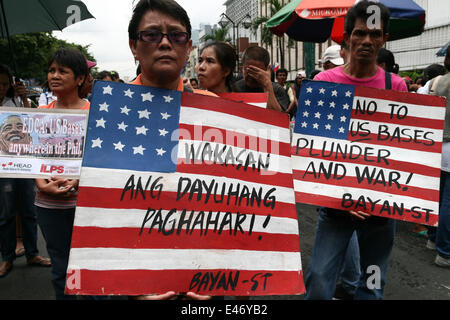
[
  {"xmin": 0, "ymin": 107, "xmax": 88, "ymax": 179},
  {"xmin": 66, "ymin": 81, "xmax": 304, "ymax": 296},
  {"xmin": 291, "ymin": 80, "xmax": 447, "ymax": 226}
]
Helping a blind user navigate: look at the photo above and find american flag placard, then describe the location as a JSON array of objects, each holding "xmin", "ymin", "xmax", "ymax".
[
  {"xmin": 66, "ymin": 81, "xmax": 304, "ymax": 296},
  {"xmin": 216, "ymin": 92, "xmax": 268, "ymax": 109},
  {"xmin": 292, "ymin": 80, "xmax": 446, "ymax": 226}
]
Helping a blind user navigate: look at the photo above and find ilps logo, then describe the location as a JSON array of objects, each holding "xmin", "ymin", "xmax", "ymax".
[{"xmin": 40, "ymin": 165, "xmax": 65, "ymax": 174}]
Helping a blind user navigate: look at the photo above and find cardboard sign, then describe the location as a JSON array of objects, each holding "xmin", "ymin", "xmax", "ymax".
[
  {"xmin": 291, "ymin": 80, "xmax": 447, "ymax": 226},
  {"xmin": 66, "ymin": 81, "xmax": 304, "ymax": 296},
  {"xmin": 0, "ymin": 107, "xmax": 88, "ymax": 179}
]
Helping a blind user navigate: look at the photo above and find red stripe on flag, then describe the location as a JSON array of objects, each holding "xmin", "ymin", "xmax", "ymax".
[
  {"xmin": 216, "ymin": 92, "xmax": 268, "ymax": 104},
  {"xmin": 178, "ymin": 123, "xmax": 291, "ymax": 156},
  {"xmin": 293, "ymin": 170, "xmax": 439, "ymax": 202},
  {"xmin": 65, "ymin": 269, "xmax": 305, "ymax": 296},
  {"xmin": 291, "ymin": 146, "xmax": 442, "ymax": 178},
  {"xmin": 70, "ymin": 227, "xmax": 300, "ymax": 252},
  {"xmin": 354, "ymin": 86, "xmax": 447, "ymax": 108},
  {"xmin": 351, "ymin": 111, "xmax": 445, "ymax": 131},
  {"xmin": 181, "ymin": 92, "xmax": 290, "ymax": 128},
  {"xmin": 76, "ymin": 187, "xmax": 297, "ymax": 219},
  {"xmin": 294, "ymin": 191, "xmax": 439, "ymax": 226}
]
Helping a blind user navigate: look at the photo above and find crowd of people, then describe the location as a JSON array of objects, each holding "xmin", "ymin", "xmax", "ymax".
[{"xmin": 0, "ymin": 0, "xmax": 449, "ymax": 301}]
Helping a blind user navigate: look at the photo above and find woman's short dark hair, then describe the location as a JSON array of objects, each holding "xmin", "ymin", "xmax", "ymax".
[
  {"xmin": 97, "ymin": 70, "xmax": 112, "ymax": 80},
  {"xmin": 128, "ymin": 0, "xmax": 191, "ymax": 40},
  {"xmin": 377, "ymin": 48, "xmax": 399, "ymax": 74},
  {"xmin": 200, "ymin": 41, "xmax": 237, "ymax": 90},
  {"xmin": 415, "ymin": 76, "xmax": 424, "ymax": 86},
  {"xmin": 445, "ymin": 45, "xmax": 450, "ymax": 71},
  {"xmin": 423, "ymin": 63, "xmax": 446, "ymax": 83},
  {"xmin": 0, "ymin": 64, "xmax": 15, "ymax": 99},
  {"xmin": 345, "ymin": 0, "xmax": 391, "ymax": 35},
  {"xmin": 276, "ymin": 68, "xmax": 288, "ymax": 77},
  {"xmin": 309, "ymin": 69, "xmax": 321, "ymax": 80},
  {"xmin": 47, "ymin": 48, "xmax": 88, "ymax": 81},
  {"xmin": 242, "ymin": 46, "xmax": 271, "ymax": 68}
]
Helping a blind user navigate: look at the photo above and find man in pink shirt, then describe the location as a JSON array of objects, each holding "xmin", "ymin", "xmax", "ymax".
[{"xmin": 305, "ymin": 0, "xmax": 407, "ymax": 300}]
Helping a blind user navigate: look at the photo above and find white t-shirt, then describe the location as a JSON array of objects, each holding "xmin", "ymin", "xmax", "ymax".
[
  {"xmin": 1, "ymin": 96, "xmax": 24, "ymax": 107},
  {"xmin": 441, "ymin": 143, "xmax": 450, "ymax": 172},
  {"xmin": 38, "ymin": 91, "xmax": 57, "ymax": 106}
]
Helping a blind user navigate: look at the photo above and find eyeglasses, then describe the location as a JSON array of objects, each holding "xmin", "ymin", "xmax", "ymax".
[{"xmin": 137, "ymin": 29, "xmax": 189, "ymax": 45}]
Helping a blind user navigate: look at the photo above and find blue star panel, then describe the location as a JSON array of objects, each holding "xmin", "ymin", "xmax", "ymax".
[
  {"xmin": 83, "ymin": 81, "xmax": 181, "ymax": 172},
  {"xmin": 294, "ymin": 80, "xmax": 355, "ymax": 141}
]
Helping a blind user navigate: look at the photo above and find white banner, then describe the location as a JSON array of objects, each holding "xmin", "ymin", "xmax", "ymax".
[{"xmin": 0, "ymin": 107, "xmax": 88, "ymax": 179}]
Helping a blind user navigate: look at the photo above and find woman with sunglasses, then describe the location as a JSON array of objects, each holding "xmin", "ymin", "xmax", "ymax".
[
  {"xmin": 127, "ymin": 0, "xmax": 217, "ymax": 300},
  {"xmin": 129, "ymin": 0, "xmax": 213, "ymax": 97},
  {"xmin": 196, "ymin": 41, "xmax": 237, "ymax": 94},
  {"xmin": 34, "ymin": 48, "xmax": 90, "ymax": 300}
]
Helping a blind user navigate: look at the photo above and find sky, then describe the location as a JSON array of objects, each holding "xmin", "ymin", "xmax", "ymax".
[{"xmin": 53, "ymin": 0, "xmax": 226, "ymax": 81}]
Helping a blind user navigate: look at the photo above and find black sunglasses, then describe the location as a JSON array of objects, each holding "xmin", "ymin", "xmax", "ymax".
[{"xmin": 137, "ymin": 29, "xmax": 189, "ymax": 45}]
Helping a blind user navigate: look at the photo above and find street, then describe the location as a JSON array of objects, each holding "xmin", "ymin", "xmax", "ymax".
[{"xmin": 0, "ymin": 203, "xmax": 448, "ymax": 300}]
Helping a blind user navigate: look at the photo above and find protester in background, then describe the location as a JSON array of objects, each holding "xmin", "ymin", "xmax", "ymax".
[
  {"xmin": 292, "ymin": 70, "xmax": 306, "ymax": 116},
  {"xmin": 377, "ymin": 48, "xmax": 399, "ymax": 74},
  {"xmin": 128, "ymin": 0, "xmax": 219, "ymax": 300},
  {"xmin": 190, "ymin": 78, "xmax": 199, "ymax": 89},
  {"xmin": 309, "ymin": 69, "xmax": 321, "ymax": 80},
  {"xmin": 305, "ymin": 0, "xmax": 407, "ymax": 300},
  {"xmin": 275, "ymin": 68, "xmax": 296, "ymax": 117},
  {"xmin": 0, "ymin": 64, "xmax": 30, "ymax": 108},
  {"xmin": 426, "ymin": 45, "xmax": 450, "ymax": 268},
  {"xmin": 34, "ymin": 48, "xmax": 90, "ymax": 299},
  {"xmin": 110, "ymin": 70, "xmax": 121, "ymax": 82},
  {"xmin": 0, "ymin": 64, "xmax": 50, "ymax": 279},
  {"xmin": 38, "ymin": 82, "xmax": 57, "ymax": 106},
  {"xmin": 321, "ymin": 45, "xmax": 345, "ymax": 71},
  {"xmin": 294, "ymin": 70, "xmax": 305, "ymax": 97},
  {"xmin": 232, "ymin": 46, "xmax": 288, "ymax": 112},
  {"xmin": 408, "ymin": 63, "xmax": 447, "ymax": 236},
  {"xmin": 402, "ymin": 76, "xmax": 413, "ymax": 91},
  {"xmin": 417, "ymin": 64, "xmax": 447, "ymax": 94},
  {"xmin": 409, "ymin": 76, "xmax": 425, "ymax": 92},
  {"xmin": 79, "ymin": 59, "xmax": 97, "ymax": 100},
  {"xmin": 96, "ymin": 70, "xmax": 113, "ymax": 81},
  {"xmin": 196, "ymin": 41, "xmax": 237, "ymax": 93}
]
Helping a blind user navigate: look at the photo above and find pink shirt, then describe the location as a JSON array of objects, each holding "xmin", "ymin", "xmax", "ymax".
[{"xmin": 314, "ymin": 66, "xmax": 407, "ymax": 92}]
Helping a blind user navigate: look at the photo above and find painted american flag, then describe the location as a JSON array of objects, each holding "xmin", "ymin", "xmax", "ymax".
[
  {"xmin": 66, "ymin": 81, "xmax": 304, "ymax": 296},
  {"xmin": 217, "ymin": 92, "xmax": 268, "ymax": 109},
  {"xmin": 291, "ymin": 80, "xmax": 446, "ymax": 227}
]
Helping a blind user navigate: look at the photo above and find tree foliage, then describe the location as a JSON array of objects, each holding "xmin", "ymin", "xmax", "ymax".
[
  {"xmin": 201, "ymin": 26, "xmax": 232, "ymax": 44},
  {"xmin": 0, "ymin": 32, "xmax": 95, "ymax": 84}
]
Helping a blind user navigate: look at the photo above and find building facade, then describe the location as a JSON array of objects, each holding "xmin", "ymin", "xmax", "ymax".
[
  {"xmin": 224, "ymin": 0, "xmax": 259, "ymax": 44},
  {"xmin": 225, "ymin": 0, "xmax": 449, "ymax": 79},
  {"xmin": 385, "ymin": 0, "xmax": 449, "ymax": 71}
]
